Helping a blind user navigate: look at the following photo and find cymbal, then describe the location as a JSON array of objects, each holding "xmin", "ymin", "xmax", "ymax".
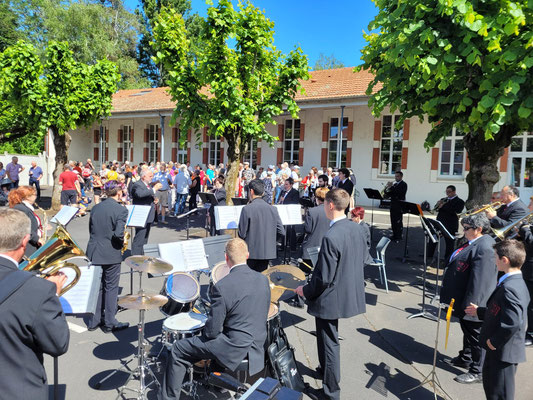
[
  {"xmin": 263, "ymin": 265, "xmax": 306, "ymax": 303},
  {"xmin": 125, "ymin": 256, "xmax": 173, "ymax": 274},
  {"xmin": 118, "ymin": 293, "xmax": 169, "ymax": 310}
]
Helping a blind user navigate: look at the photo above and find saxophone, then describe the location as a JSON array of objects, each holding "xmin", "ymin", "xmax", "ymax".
[{"xmin": 121, "ymin": 229, "xmax": 131, "ymax": 254}]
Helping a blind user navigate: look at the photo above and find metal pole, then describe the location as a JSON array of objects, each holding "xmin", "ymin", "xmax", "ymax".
[
  {"xmin": 99, "ymin": 123, "xmax": 104, "ymax": 166},
  {"xmin": 160, "ymin": 114, "xmax": 165, "ymax": 162},
  {"xmin": 337, "ymin": 106, "xmax": 345, "ymax": 168}
]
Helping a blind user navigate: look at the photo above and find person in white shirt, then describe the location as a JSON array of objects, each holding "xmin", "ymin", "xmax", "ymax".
[{"xmin": 173, "ymin": 165, "xmax": 192, "ymax": 215}]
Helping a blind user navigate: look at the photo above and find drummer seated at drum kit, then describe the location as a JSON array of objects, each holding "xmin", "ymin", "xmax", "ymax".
[{"xmin": 159, "ymin": 238, "xmax": 271, "ymax": 400}]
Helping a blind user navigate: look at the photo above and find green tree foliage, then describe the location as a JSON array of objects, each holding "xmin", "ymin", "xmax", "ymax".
[
  {"xmin": 152, "ymin": 0, "xmax": 309, "ymax": 201},
  {"xmin": 0, "ymin": 41, "xmax": 120, "ymax": 209},
  {"xmin": 136, "ymin": 0, "xmax": 202, "ymax": 86},
  {"xmin": 0, "ymin": 3, "xmax": 21, "ymax": 51},
  {"xmin": 358, "ymin": 0, "xmax": 533, "ymax": 206},
  {"xmin": 313, "ymin": 53, "xmax": 345, "ymax": 70}
]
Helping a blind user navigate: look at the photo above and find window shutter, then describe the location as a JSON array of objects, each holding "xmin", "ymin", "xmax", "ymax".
[
  {"xmin": 278, "ymin": 124, "xmax": 284, "ymax": 141},
  {"xmin": 298, "ymin": 148, "xmax": 303, "ymax": 166},
  {"xmin": 118, "ymin": 129, "xmax": 123, "ymax": 143},
  {"xmin": 346, "ymin": 121, "xmax": 353, "ymax": 141},
  {"xmin": 203, "ymin": 127, "xmax": 208, "ymax": 143},
  {"xmin": 144, "ymin": 128, "xmax": 149, "ymax": 143},
  {"xmin": 345, "ymin": 148, "xmax": 352, "ymax": 168},
  {"xmin": 322, "ymin": 123, "xmax": 329, "ymax": 142},
  {"xmin": 431, "ymin": 148, "xmax": 439, "ymax": 170},
  {"xmin": 321, "ymin": 148, "xmax": 328, "ymax": 167},
  {"xmin": 403, "ymin": 119, "xmax": 410, "ymax": 140},
  {"xmin": 203, "ymin": 148, "xmax": 208, "ymax": 164},
  {"xmin": 299, "ymin": 123, "xmax": 305, "ymax": 141},
  {"xmin": 401, "ymin": 148, "xmax": 408, "ymax": 170},
  {"xmin": 220, "ymin": 147, "xmax": 224, "ymax": 164},
  {"xmin": 93, "ymin": 148, "xmax": 99, "ymax": 161},
  {"xmin": 372, "ymin": 148, "xmax": 380, "ymax": 169},
  {"xmin": 172, "ymin": 148, "xmax": 177, "ymax": 161},
  {"xmin": 93, "ymin": 130, "xmax": 99, "ymax": 143},
  {"xmin": 172, "ymin": 127, "xmax": 178, "ymax": 143},
  {"xmin": 374, "ymin": 121, "xmax": 382, "ymax": 140},
  {"xmin": 257, "ymin": 148, "xmax": 262, "ymax": 165},
  {"xmin": 117, "ymin": 148, "xmax": 122, "ymax": 162},
  {"xmin": 277, "ymin": 148, "xmax": 283, "ymax": 164},
  {"xmin": 143, "ymin": 148, "xmax": 149, "ymax": 162}
]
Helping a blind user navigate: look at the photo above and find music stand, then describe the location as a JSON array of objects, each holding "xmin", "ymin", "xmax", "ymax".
[
  {"xmin": 177, "ymin": 208, "xmax": 199, "ymax": 240},
  {"xmin": 364, "ymin": 188, "xmax": 383, "ymax": 241},
  {"xmin": 425, "ymin": 218, "xmax": 454, "ymax": 302},
  {"xmin": 408, "ymin": 217, "xmax": 438, "ymax": 322},
  {"xmin": 399, "ymin": 201, "xmax": 423, "ymax": 263},
  {"xmin": 231, "ymin": 197, "xmax": 249, "ymax": 206},
  {"xmin": 198, "ymin": 192, "xmax": 218, "ymax": 205}
]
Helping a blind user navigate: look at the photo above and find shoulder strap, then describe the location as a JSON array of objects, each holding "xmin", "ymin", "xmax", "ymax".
[{"xmin": 0, "ymin": 270, "xmax": 33, "ymax": 306}]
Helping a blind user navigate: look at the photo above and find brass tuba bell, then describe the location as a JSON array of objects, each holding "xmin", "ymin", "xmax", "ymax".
[{"xmin": 19, "ymin": 224, "xmax": 84, "ymax": 296}]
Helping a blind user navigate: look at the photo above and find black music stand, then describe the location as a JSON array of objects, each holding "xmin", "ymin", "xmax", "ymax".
[
  {"xmin": 177, "ymin": 208, "xmax": 199, "ymax": 240},
  {"xmin": 399, "ymin": 201, "xmax": 422, "ymax": 263},
  {"xmin": 425, "ymin": 218, "xmax": 454, "ymax": 302},
  {"xmin": 364, "ymin": 188, "xmax": 383, "ymax": 241},
  {"xmin": 198, "ymin": 192, "xmax": 218, "ymax": 205},
  {"xmin": 408, "ymin": 216, "xmax": 439, "ymax": 321},
  {"xmin": 231, "ymin": 197, "xmax": 249, "ymax": 205}
]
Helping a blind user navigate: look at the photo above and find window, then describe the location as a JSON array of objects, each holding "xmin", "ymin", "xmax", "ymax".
[
  {"xmin": 439, "ymin": 128, "xmax": 465, "ymax": 177},
  {"xmin": 149, "ymin": 124, "xmax": 159, "ymax": 163},
  {"xmin": 328, "ymin": 117, "xmax": 348, "ymax": 168},
  {"xmin": 177, "ymin": 141, "xmax": 188, "ymax": 165},
  {"xmin": 209, "ymin": 137, "xmax": 220, "ymax": 166},
  {"xmin": 379, "ymin": 115, "xmax": 403, "ymax": 175},
  {"xmin": 243, "ymin": 139, "xmax": 257, "ymax": 169},
  {"xmin": 123, "ymin": 125, "xmax": 132, "ymax": 162},
  {"xmin": 509, "ymin": 132, "xmax": 533, "ymax": 189},
  {"xmin": 284, "ymin": 119, "xmax": 300, "ymax": 165},
  {"xmin": 99, "ymin": 128, "xmax": 108, "ymax": 162}
]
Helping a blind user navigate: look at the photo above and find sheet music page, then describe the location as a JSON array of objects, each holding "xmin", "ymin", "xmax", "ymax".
[
  {"xmin": 60, "ymin": 265, "xmax": 102, "ymax": 315},
  {"xmin": 158, "ymin": 241, "xmax": 186, "ymax": 274},
  {"xmin": 50, "ymin": 206, "xmax": 79, "ymax": 226},
  {"xmin": 214, "ymin": 205, "xmax": 244, "ymax": 229},
  {"xmin": 126, "ymin": 205, "xmax": 152, "ymax": 227},
  {"xmin": 181, "ymin": 239, "xmax": 209, "ymax": 271},
  {"xmin": 274, "ymin": 204, "xmax": 302, "ymax": 225}
]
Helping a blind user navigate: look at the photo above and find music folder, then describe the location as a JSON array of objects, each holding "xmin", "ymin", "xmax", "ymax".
[
  {"xmin": 158, "ymin": 239, "xmax": 209, "ymax": 274},
  {"xmin": 214, "ymin": 205, "xmax": 244, "ymax": 230},
  {"xmin": 125, "ymin": 205, "xmax": 151, "ymax": 228},
  {"xmin": 59, "ymin": 264, "xmax": 102, "ymax": 315},
  {"xmin": 50, "ymin": 206, "xmax": 79, "ymax": 226}
]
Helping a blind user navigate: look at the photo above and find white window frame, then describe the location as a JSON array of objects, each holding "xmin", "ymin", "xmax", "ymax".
[
  {"xmin": 438, "ymin": 127, "xmax": 465, "ymax": 178},
  {"xmin": 509, "ymin": 132, "xmax": 533, "ymax": 189},
  {"xmin": 328, "ymin": 117, "xmax": 348, "ymax": 168},
  {"xmin": 243, "ymin": 139, "xmax": 257, "ymax": 169},
  {"xmin": 378, "ymin": 115, "xmax": 403, "ymax": 175},
  {"xmin": 283, "ymin": 119, "xmax": 300, "ymax": 165},
  {"xmin": 122, "ymin": 125, "xmax": 132, "ymax": 162},
  {"xmin": 99, "ymin": 128, "xmax": 108, "ymax": 163},
  {"xmin": 149, "ymin": 124, "xmax": 159, "ymax": 163},
  {"xmin": 208, "ymin": 137, "xmax": 220, "ymax": 166},
  {"xmin": 177, "ymin": 141, "xmax": 188, "ymax": 165}
]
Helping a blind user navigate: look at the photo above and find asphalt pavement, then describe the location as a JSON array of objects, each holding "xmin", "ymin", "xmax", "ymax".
[{"xmin": 32, "ymin": 188, "xmax": 532, "ymax": 400}]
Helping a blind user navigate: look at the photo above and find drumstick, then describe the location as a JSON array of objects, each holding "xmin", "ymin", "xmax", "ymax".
[{"xmin": 269, "ymin": 283, "xmax": 297, "ymax": 292}]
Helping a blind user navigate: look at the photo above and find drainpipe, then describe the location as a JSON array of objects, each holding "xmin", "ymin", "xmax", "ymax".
[{"xmin": 159, "ymin": 113, "xmax": 165, "ymax": 162}]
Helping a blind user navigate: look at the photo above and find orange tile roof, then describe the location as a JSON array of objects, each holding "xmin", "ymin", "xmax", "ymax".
[{"xmin": 110, "ymin": 67, "xmax": 379, "ymax": 114}]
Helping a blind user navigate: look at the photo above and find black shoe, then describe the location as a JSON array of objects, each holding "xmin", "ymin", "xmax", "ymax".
[
  {"xmin": 454, "ymin": 372, "xmax": 482, "ymax": 384},
  {"xmin": 87, "ymin": 323, "xmax": 101, "ymax": 332},
  {"xmin": 444, "ymin": 356, "xmax": 471, "ymax": 369},
  {"xmin": 102, "ymin": 322, "xmax": 130, "ymax": 333}
]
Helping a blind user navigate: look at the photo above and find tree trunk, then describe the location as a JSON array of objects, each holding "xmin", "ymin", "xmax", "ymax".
[
  {"xmin": 463, "ymin": 127, "xmax": 515, "ymax": 209},
  {"xmin": 51, "ymin": 127, "xmax": 72, "ymax": 211},
  {"xmin": 224, "ymin": 132, "xmax": 241, "ymax": 205}
]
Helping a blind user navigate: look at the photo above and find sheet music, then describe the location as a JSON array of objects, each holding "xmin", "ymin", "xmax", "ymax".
[
  {"xmin": 125, "ymin": 205, "xmax": 152, "ymax": 227},
  {"xmin": 50, "ymin": 206, "xmax": 78, "ymax": 226},
  {"xmin": 274, "ymin": 204, "xmax": 302, "ymax": 225},
  {"xmin": 214, "ymin": 205, "xmax": 244, "ymax": 230},
  {"xmin": 59, "ymin": 265, "xmax": 102, "ymax": 315},
  {"xmin": 158, "ymin": 239, "xmax": 209, "ymax": 274}
]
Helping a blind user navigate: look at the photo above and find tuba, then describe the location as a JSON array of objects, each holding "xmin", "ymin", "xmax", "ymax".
[{"xmin": 19, "ymin": 224, "xmax": 84, "ymax": 296}]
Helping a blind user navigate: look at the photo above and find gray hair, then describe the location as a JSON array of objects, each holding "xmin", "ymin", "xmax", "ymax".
[
  {"xmin": 0, "ymin": 208, "xmax": 31, "ymax": 253},
  {"xmin": 461, "ymin": 213, "xmax": 491, "ymax": 234},
  {"xmin": 140, "ymin": 168, "xmax": 151, "ymax": 178}
]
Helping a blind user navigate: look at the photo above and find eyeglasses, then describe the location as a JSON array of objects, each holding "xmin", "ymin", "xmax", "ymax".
[{"xmin": 462, "ymin": 226, "xmax": 475, "ymax": 231}]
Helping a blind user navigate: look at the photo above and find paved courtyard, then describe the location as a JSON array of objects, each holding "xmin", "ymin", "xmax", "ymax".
[{"xmin": 33, "ymin": 188, "xmax": 532, "ymax": 400}]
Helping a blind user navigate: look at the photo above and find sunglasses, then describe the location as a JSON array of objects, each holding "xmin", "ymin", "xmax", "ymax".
[{"xmin": 462, "ymin": 226, "xmax": 475, "ymax": 231}]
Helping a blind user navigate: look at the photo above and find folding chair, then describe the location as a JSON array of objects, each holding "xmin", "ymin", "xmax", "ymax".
[{"xmin": 367, "ymin": 236, "xmax": 391, "ymax": 293}]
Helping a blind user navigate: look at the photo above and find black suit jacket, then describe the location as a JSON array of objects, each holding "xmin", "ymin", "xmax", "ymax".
[
  {"xmin": 0, "ymin": 257, "xmax": 69, "ymax": 400},
  {"xmin": 86, "ymin": 198, "xmax": 128, "ymax": 265},
  {"xmin": 478, "ymin": 274, "xmax": 530, "ymax": 364},
  {"xmin": 239, "ymin": 198, "xmax": 285, "ymax": 260},
  {"xmin": 278, "ymin": 188, "xmax": 300, "ymax": 205},
  {"xmin": 437, "ymin": 196, "xmax": 465, "ymax": 234},
  {"xmin": 12, "ymin": 203, "xmax": 40, "ymax": 254},
  {"xmin": 440, "ymin": 234, "xmax": 497, "ymax": 319},
  {"xmin": 519, "ymin": 224, "xmax": 533, "ymax": 281},
  {"xmin": 338, "ymin": 179, "xmax": 354, "ymax": 196},
  {"xmin": 388, "ymin": 180, "xmax": 407, "ymax": 203},
  {"xmin": 302, "ymin": 204, "xmax": 330, "ymax": 259},
  {"xmin": 131, "ymin": 180, "xmax": 157, "ymax": 223},
  {"xmin": 303, "ymin": 219, "xmax": 367, "ymax": 320},
  {"xmin": 204, "ymin": 264, "xmax": 271, "ymax": 374},
  {"xmin": 490, "ymin": 200, "xmax": 529, "ymax": 229}
]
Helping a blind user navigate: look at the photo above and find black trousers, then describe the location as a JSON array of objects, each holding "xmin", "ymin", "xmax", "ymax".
[
  {"xmin": 189, "ymin": 192, "xmax": 198, "ymax": 211},
  {"xmin": 525, "ymin": 279, "xmax": 533, "ymax": 334},
  {"xmin": 482, "ymin": 351, "xmax": 517, "ymax": 400},
  {"xmin": 160, "ymin": 336, "xmax": 218, "ymax": 400},
  {"xmin": 459, "ymin": 319, "xmax": 485, "ymax": 375},
  {"xmin": 389, "ymin": 205, "xmax": 403, "ymax": 239},
  {"xmin": 87, "ymin": 263, "xmax": 121, "ymax": 329},
  {"xmin": 315, "ymin": 317, "xmax": 340, "ymax": 400},
  {"xmin": 132, "ymin": 223, "xmax": 152, "ymax": 255},
  {"xmin": 29, "ymin": 178, "xmax": 41, "ymax": 199},
  {"xmin": 247, "ymin": 258, "xmax": 270, "ymax": 273}
]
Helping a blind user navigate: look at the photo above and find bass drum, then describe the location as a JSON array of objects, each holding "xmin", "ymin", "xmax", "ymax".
[{"xmin": 160, "ymin": 272, "xmax": 200, "ymax": 316}]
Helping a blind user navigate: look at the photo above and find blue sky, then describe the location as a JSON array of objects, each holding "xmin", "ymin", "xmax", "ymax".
[{"xmin": 124, "ymin": 0, "xmax": 378, "ymax": 68}]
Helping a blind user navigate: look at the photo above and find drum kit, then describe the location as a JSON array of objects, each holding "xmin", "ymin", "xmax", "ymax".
[{"xmin": 99, "ymin": 255, "xmax": 307, "ymax": 399}]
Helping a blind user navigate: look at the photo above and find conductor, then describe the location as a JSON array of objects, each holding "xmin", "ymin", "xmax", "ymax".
[
  {"xmin": 296, "ymin": 188, "xmax": 368, "ymax": 399},
  {"xmin": 159, "ymin": 238, "xmax": 271, "ymax": 400}
]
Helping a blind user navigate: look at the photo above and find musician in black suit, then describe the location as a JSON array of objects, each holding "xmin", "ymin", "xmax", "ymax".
[
  {"xmin": 239, "ymin": 179, "xmax": 285, "ymax": 272},
  {"xmin": 160, "ymin": 238, "xmax": 271, "ymax": 400},
  {"xmin": 8, "ymin": 186, "xmax": 44, "ymax": 256},
  {"xmin": 85, "ymin": 181, "xmax": 129, "ymax": 333},
  {"xmin": 486, "ymin": 185, "xmax": 528, "ymax": 229},
  {"xmin": 208, "ymin": 175, "xmax": 227, "ymax": 236},
  {"xmin": 337, "ymin": 168, "xmax": 354, "ymax": 196},
  {"xmin": 302, "ymin": 187, "xmax": 330, "ymax": 265},
  {"xmin": 429, "ymin": 185, "xmax": 465, "ymax": 261},
  {"xmin": 0, "ymin": 208, "xmax": 69, "ymax": 400},
  {"xmin": 131, "ymin": 169, "xmax": 162, "ymax": 255},
  {"xmin": 386, "ymin": 171, "xmax": 407, "ymax": 241},
  {"xmin": 517, "ymin": 197, "xmax": 533, "ymax": 346},
  {"xmin": 278, "ymin": 177, "xmax": 299, "ymax": 251},
  {"xmin": 296, "ymin": 189, "xmax": 368, "ymax": 400},
  {"xmin": 440, "ymin": 213, "xmax": 498, "ymax": 384},
  {"xmin": 465, "ymin": 240, "xmax": 530, "ymax": 400}
]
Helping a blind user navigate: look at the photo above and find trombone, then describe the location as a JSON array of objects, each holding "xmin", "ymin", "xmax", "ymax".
[
  {"xmin": 459, "ymin": 201, "xmax": 503, "ymax": 218},
  {"xmin": 491, "ymin": 211, "xmax": 533, "ymax": 240}
]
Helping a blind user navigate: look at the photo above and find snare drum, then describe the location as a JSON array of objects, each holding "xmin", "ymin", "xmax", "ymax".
[
  {"xmin": 162, "ymin": 312, "xmax": 208, "ymax": 348},
  {"xmin": 160, "ymin": 272, "xmax": 200, "ymax": 316}
]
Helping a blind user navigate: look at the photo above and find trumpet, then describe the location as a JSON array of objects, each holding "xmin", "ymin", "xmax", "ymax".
[
  {"xmin": 460, "ymin": 201, "xmax": 503, "ymax": 218},
  {"xmin": 380, "ymin": 181, "xmax": 393, "ymax": 199},
  {"xmin": 432, "ymin": 197, "xmax": 448, "ymax": 213},
  {"xmin": 491, "ymin": 211, "xmax": 533, "ymax": 240}
]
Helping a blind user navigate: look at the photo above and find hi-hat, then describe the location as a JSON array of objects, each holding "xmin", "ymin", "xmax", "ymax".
[
  {"xmin": 263, "ymin": 264, "xmax": 306, "ymax": 303},
  {"xmin": 118, "ymin": 293, "xmax": 169, "ymax": 310},
  {"xmin": 125, "ymin": 256, "xmax": 173, "ymax": 274}
]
